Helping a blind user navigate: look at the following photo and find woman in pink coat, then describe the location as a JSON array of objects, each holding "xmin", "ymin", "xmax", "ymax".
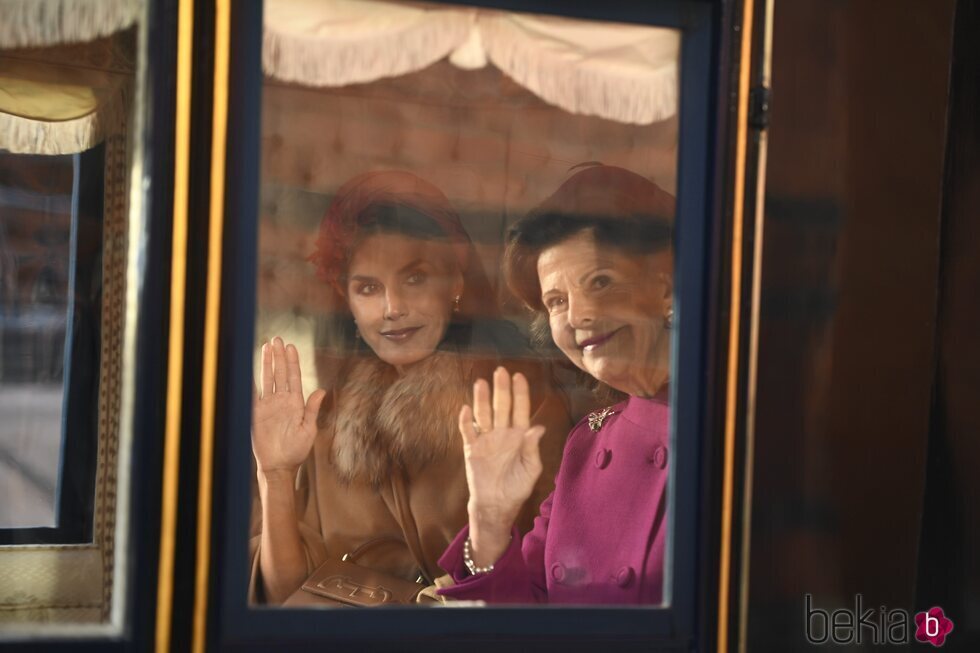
[{"xmin": 438, "ymin": 164, "xmax": 675, "ymax": 604}]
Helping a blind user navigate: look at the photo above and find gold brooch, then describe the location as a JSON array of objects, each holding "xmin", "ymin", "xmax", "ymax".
[{"xmin": 588, "ymin": 407, "xmax": 617, "ymax": 432}]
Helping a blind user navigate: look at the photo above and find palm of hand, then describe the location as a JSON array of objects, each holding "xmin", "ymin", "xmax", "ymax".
[
  {"xmin": 252, "ymin": 339, "xmax": 326, "ymax": 473},
  {"xmin": 463, "ymin": 424, "xmax": 541, "ymax": 510},
  {"xmin": 459, "ymin": 368, "xmax": 546, "ymax": 517},
  {"xmin": 253, "ymin": 389, "xmax": 316, "ymax": 470}
]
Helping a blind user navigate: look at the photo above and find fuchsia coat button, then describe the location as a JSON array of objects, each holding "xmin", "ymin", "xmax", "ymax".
[
  {"xmin": 550, "ymin": 562, "xmax": 566, "ymax": 583},
  {"xmin": 616, "ymin": 566, "xmax": 636, "ymax": 588},
  {"xmin": 651, "ymin": 446, "xmax": 668, "ymax": 469},
  {"xmin": 595, "ymin": 448, "xmax": 612, "ymax": 469}
]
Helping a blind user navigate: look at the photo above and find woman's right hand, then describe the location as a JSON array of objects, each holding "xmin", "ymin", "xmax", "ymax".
[
  {"xmin": 252, "ymin": 337, "xmax": 327, "ymax": 475},
  {"xmin": 459, "ymin": 367, "xmax": 546, "ymax": 566}
]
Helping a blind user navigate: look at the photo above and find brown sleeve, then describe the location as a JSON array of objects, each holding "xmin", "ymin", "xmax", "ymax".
[{"xmin": 247, "ymin": 457, "xmax": 329, "ymax": 604}]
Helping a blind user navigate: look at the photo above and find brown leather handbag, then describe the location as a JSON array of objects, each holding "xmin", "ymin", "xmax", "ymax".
[{"xmin": 283, "ymin": 537, "xmax": 429, "ymax": 608}]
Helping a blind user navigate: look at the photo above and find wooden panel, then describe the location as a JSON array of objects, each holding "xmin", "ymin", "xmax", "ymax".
[{"xmin": 749, "ymin": 0, "xmax": 956, "ymax": 646}]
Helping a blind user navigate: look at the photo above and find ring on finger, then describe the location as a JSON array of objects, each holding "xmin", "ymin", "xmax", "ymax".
[{"xmin": 472, "ymin": 420, "xmax": 482, "ymax": 435}]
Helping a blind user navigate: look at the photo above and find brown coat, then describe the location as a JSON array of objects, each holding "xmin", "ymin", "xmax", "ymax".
[{"xmin": 249, "ymin": 348, "xmax": 572, "ymax": 602}]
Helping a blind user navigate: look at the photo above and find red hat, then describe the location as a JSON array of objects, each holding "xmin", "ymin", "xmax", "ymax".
[
  {"xmin": 309, "ymin": 170, "xmax": 471, "ymax": 296},
  {"xmin": 534, "ymin": 163, "xmax": 675, "ymax": 221}
]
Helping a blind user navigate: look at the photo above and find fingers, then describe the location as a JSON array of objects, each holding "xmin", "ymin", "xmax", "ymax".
[
  {"xmin": 511, "ymin": 372, "xmax": 531, "ymax": 429},
  {"xmin": 261, "ymin": 341, "xmax": 273, "ymax": 397},
  {"xmin": 473, "ymin": 368, "xmax": 529, "ymax": 431},
  {"xmin": 458, "ymin": 404, "xmax": 478, "ymax": 447},
  {"xmin": 304, "ymin": 389, "xmax": 326, "ymax": 427},
  {"xmin": 472, "ymin": 378, "xmax": 492, "ymax": 434},
  {"xmin": 286, "ymin": 344, "xmax": 304, "ymax": 397},
  {"xmin": 272, "ymin": 337, "xmax": 288, "ymax": 393},
  {"xmin": 492, "ymin": 367, "xmax": 512, "ymax": 430}
]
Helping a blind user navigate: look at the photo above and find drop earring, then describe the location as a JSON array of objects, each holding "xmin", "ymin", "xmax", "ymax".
[
  {"xmin": 664, "ymin": 307, "xmax": 674, "ymax": 330},
  {"xmin": 453, "ymin": 295, "xmax": 461, "ymax": 313}
]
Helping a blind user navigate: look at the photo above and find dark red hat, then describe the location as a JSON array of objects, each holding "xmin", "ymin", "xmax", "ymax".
[
  {"xmin": 534, "ymin": 163, "xmax": 675, "ymax": 221},
  {"xmin": 309, "ymin": 170, "xmax": 471, "ymax": 296}
]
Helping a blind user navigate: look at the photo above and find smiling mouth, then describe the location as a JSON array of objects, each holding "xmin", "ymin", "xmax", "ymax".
[
  {"xmin": 379, "ymin": 326, "xmax": 422, "ymax": 341},
  {"xmin": 577, "ymin": 327, "xmax": 624, "ymax": 352}
]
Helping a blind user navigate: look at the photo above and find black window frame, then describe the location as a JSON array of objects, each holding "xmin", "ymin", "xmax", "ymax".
[{"xmin": 211, "ymin": 0, "xmax": 729, "ymax": 650}]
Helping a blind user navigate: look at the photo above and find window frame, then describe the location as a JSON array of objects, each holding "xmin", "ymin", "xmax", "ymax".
[{"xmin": 212, "ymin": 0, "xmax": 728, "ymax": 650}]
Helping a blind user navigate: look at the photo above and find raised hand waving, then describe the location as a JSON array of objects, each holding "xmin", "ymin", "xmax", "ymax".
[{"xmin": 252, "ymin": 337, "xmax": 326, "ymax": 474}]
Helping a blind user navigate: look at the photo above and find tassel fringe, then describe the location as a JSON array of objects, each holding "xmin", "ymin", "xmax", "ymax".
[
  {"xmin": 479, "ymin": 16, "xmax": 677, "ymax": 125},
  {"xmin": 261, "ymin": 4, "xmax": 677, "ymax": 125},
  {"xmin": 263, "ymin": 11, "xmax": 472, "ymax": 87},
  {"xmin": 0, "ymin": 0, "xmax": 139, "ymax": 49},
  {"xmin": 0, "ymin": 83, "xmax": 129, "ymax": 155}
]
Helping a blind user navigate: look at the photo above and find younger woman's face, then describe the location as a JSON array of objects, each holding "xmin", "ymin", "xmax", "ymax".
[{"xmin": 346, "ymin": 232, "xmax": 462, "ymax": 372}]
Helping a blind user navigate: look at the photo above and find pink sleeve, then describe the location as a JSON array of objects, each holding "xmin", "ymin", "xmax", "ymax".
[{"xmin": 437, "ymin": 492, "xmax": 554, "ymax": 604}]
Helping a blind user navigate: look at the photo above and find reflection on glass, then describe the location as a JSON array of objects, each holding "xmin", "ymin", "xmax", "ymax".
[
  {"xmin": 0, "ymin": 146, "xmax": 104, "ymax": 535},
  {"xmin": 254, "ymin": 0, "xmax": 678, "ymax": 608},
  {"xmin": 0, "ymin": 152, "xmax": 74, "ymax": 528}
]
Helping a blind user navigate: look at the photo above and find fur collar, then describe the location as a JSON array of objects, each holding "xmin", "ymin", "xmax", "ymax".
[{"xmin": 326, "ymin": 350, "xmax": 472, "ymax": 486}]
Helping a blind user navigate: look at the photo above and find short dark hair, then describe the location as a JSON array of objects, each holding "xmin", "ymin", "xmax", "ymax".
[
  {"xmin": 504, "ymin": 211, "xmax": 673, "ymax": 312},
  {"xmin": 503, "ymin": 164, "xmax": 675, "ymax": 313}
]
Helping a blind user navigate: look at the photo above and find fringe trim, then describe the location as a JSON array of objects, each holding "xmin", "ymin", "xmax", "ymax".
[
  {"xmin": 447, "ymin": 16, "xmax": 486, "ymax": 70},
  {"xmin": 263, "ymin": 9, "xmax": 472, "ymax": 87},
  {"xmin": 0, "ymin": 0, "xmax": 140, "ymax": 49},
  {"xmin": 259, "ymin": 3, "xmax": 677, "ymax": 124},
  {"xmin": 479, "ymin": 15, "xmax": 677, "ymax": 126},
  {"xmin": 0, "ymin": 83, "xmax": 129, "ymax": 155}
]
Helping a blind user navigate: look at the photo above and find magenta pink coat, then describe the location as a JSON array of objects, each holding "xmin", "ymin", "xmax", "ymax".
[{"xmin": 438, "ymin": 391, "xmax": 670, "ymax": 604}]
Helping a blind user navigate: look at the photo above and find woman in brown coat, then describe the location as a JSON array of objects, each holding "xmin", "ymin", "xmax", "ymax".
[{"xmin": 250, "ymin": 171, "xmax": 571, "ymax": 605}]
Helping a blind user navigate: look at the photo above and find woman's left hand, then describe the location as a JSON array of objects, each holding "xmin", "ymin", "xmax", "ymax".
[{"xmin": 459, "ymin": 367, "xmax": 546, "ymax": 566}]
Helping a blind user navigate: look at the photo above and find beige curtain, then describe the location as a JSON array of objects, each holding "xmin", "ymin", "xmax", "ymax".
[{"xmin": 263, "ymin": 0, "xmax": 679, "ymax": 125}]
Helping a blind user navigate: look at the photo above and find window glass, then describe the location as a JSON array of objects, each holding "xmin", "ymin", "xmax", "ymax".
[
  {"xmin": 252, "ymin": 0, "xmax": 679, "ymax": 608},
  {"xmin": 0, "ymin": 146, "xmax": 104, "ymax": 536},
  {"xmin": 0, "ymin": 151, "xmax": 76, "ymax": 529}
]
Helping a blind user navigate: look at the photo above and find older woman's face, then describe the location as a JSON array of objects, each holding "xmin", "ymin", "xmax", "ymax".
[
  {"xmin": 538, "ymin": 230, "xmax": 673, "ymax": 397},
  {"xmin": 347, "ymin": 233, "xmax": 462, "ymax": 372}
]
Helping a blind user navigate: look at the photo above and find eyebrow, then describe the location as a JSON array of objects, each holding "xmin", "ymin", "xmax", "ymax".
[
  {"xmin": 349, "ymin": 258, "xmax": 428, "ymax": 284},
  {"xmin": 540, "ymin": 265, "xmax": 615, "ymax": 296}
]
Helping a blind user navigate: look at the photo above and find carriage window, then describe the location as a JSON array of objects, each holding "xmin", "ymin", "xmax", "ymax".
[
  {"xmin": 0, "ymin": 146, "xmax": 103, "ymax": 540},
  {"xmin": 252, "ymin": 0, "xmax": 679, "ymax": 609},
  {"xmin": 0, "ymin": 11, "xmax": 142, "ymax": 631}
]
